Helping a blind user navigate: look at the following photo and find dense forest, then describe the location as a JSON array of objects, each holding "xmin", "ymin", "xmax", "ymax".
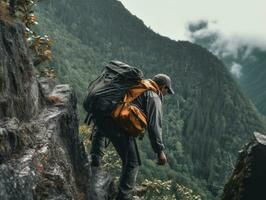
[{"xmin": 32, "ymin": 0, "xmax": 266, "ymax": 199}]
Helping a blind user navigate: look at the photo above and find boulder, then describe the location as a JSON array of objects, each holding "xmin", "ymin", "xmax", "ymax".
[{"xmin": 221, "ymin": 132, "xmax": 266, "ymax": 200}]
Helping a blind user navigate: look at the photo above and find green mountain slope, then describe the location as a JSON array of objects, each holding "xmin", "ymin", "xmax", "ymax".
[
  {"xmin": 240, "ymin": 49, "xmax": 266, "ymax": 115},
  {"xmin": 36, "ymin": 0, "xmax": 266, "ymax": 198}
]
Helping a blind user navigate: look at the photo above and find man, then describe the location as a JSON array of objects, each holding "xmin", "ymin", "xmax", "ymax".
[{"xmin": 90, "ymin": 73, "xmax": 174, "ymax": 200}]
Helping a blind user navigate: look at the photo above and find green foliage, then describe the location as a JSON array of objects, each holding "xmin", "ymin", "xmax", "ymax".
[
  {"xmin": 176, "ymin": 183, "xmax": 202, "ymax": 200},
  {"xmin": 28, "ymin": 34, "xmax": 52, "ymax": 66},
  {"xmin": 102, "ymin": 148, "xmax": 122, "ymax": 174},
  {"xmin": 79, "ymin": 124, "xmax": 92, "ymax": 152},
  {"xmin": 141, "ymin": 179, "xmax": 173, "ymax": 200},
  {"xmin": 9, "ymin": 0, "xmax": 54, "ymax": 73}
]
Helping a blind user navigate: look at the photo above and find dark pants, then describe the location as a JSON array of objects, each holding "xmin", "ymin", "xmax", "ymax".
[{"xmin": 90, "ymin": 117, "xmax": 139, "ymax": 200}]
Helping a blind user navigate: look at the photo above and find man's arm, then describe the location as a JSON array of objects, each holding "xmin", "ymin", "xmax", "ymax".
[{"xmin": 146, "ymin": 91, "xmax": 165, "ymax": 154}]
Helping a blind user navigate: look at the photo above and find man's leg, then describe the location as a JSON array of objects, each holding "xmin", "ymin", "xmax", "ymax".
[
  {"xmin": 90, "ymin": 128, "xmax": 106, "ymax": 167},
  {"xmin": 111, "ymin": 135, "xmax": 140, "ymax": 200},
  {"xmin": 88, "ymin": 128, "xmax": 110, "ymax": 200}
]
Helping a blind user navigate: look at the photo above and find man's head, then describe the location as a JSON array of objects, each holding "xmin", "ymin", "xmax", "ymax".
[{"xmin": 152, "ymin": 74, "xmax": 174, "ymax": 96}]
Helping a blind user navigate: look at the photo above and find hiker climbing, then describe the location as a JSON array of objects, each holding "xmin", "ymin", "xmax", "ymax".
[{"xmin": 84, "ymin": 60, "xmax": 174, "ymax": 200}]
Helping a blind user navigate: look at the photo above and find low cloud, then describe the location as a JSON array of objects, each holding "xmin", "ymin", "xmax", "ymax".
[
  {"xmin": 186, "ymin": 20, "xmax": 266, "ymax": 60},
  {"xmin": 230, "ymin": 62, "xmax": 242, "ymax": 78},
  {"xmin": 186, "ymin": 20, "xmax": 266, "ymax": 79}
]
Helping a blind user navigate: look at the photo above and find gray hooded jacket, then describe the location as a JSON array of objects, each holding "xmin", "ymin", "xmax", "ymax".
[{"xmin": 132, "ymin": 90, "xmax": 165, "ymax": 153}]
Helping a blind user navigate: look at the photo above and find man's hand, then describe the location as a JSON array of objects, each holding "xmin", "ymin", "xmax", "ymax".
[{"xmin": 157, "ymin": 151, "xmax": 167, "ymax": 165}]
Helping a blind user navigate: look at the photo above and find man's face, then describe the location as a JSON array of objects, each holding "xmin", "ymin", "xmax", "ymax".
[{"xmin": 161, "ymin": 85, "xmax": 169, "ymax": 96}]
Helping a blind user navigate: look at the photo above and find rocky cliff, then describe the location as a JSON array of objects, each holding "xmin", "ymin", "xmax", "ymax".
[
  {"xmin": 0, "ymin": 20, "xmax": 43, "ymax": 120},
  {"xmin": 221, "ymin": 132, "xmax": 266, "ymax": 200},
  {"xmin": 0, "ymin": 20, "xmax": 89, "ymax": 199}
]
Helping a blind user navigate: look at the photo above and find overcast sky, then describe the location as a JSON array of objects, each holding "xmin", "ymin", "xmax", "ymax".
[{"xmin": 118, "ymin": 0, "xmax": 266, "ymax": 44}]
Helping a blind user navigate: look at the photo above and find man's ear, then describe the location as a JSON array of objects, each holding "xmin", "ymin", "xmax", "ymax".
[{"xmin": 162, "ymin": 85, "xmax": 167, "ymax": 90}]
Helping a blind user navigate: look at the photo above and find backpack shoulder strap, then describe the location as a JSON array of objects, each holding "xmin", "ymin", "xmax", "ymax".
[
  {"xmin": 141, "ymin": 79, "xmax": 161, "ymax": 94},
  {"xmin": 123, "ymin": 79, "xmax": 161, "ymax": 103}
]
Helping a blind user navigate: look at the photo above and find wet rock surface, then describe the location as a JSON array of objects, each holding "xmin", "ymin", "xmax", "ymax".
[
  {"xmin": 0, "ymin": 118, "xmax": 22, "ymax": 163},
  {"xmin": 221, "ymin": 132, "xmax": 266, "ymax": 200},
  {"xmin": 87, "ymin": 165, "xmax": 116, "ymax": 200},
  {"xmin": 0, "ymin": 84, "xmax": 89, "ymax": 199},
  {"xmin": 0, "ymin": 20, "xmax": 90, "ymax": 199},
  {"xmin": 0, "ymin": 20, "xmax": 44, "ymax": 121}
]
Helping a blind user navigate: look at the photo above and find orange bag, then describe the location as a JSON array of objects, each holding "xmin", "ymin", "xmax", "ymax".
[{"xmin": 112, "ymin": 79, "xmax": 160, "ymax": 137}]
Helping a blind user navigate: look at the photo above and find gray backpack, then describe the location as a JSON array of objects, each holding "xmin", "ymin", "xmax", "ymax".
[{"xmin": 83, "ymin": 60, "xmax": 144, "ymax": 123}]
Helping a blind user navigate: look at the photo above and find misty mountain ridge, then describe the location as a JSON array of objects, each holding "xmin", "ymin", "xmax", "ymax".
[{"xmin": 188, "ymin": 20, "xmax": 266, "ymax": 115}]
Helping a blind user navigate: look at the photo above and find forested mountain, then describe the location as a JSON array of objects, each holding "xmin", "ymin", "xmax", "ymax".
[
  {"xmin": 188, "ymin": 21, "xmax": 266, "ymax": 115},
  {"xmin": 35, "ymin": 0, "xmax": 266, "ymax": 199},
  {"xmin": 240, "ymin": 50, "xmax": 266, "ymax": 115}
]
